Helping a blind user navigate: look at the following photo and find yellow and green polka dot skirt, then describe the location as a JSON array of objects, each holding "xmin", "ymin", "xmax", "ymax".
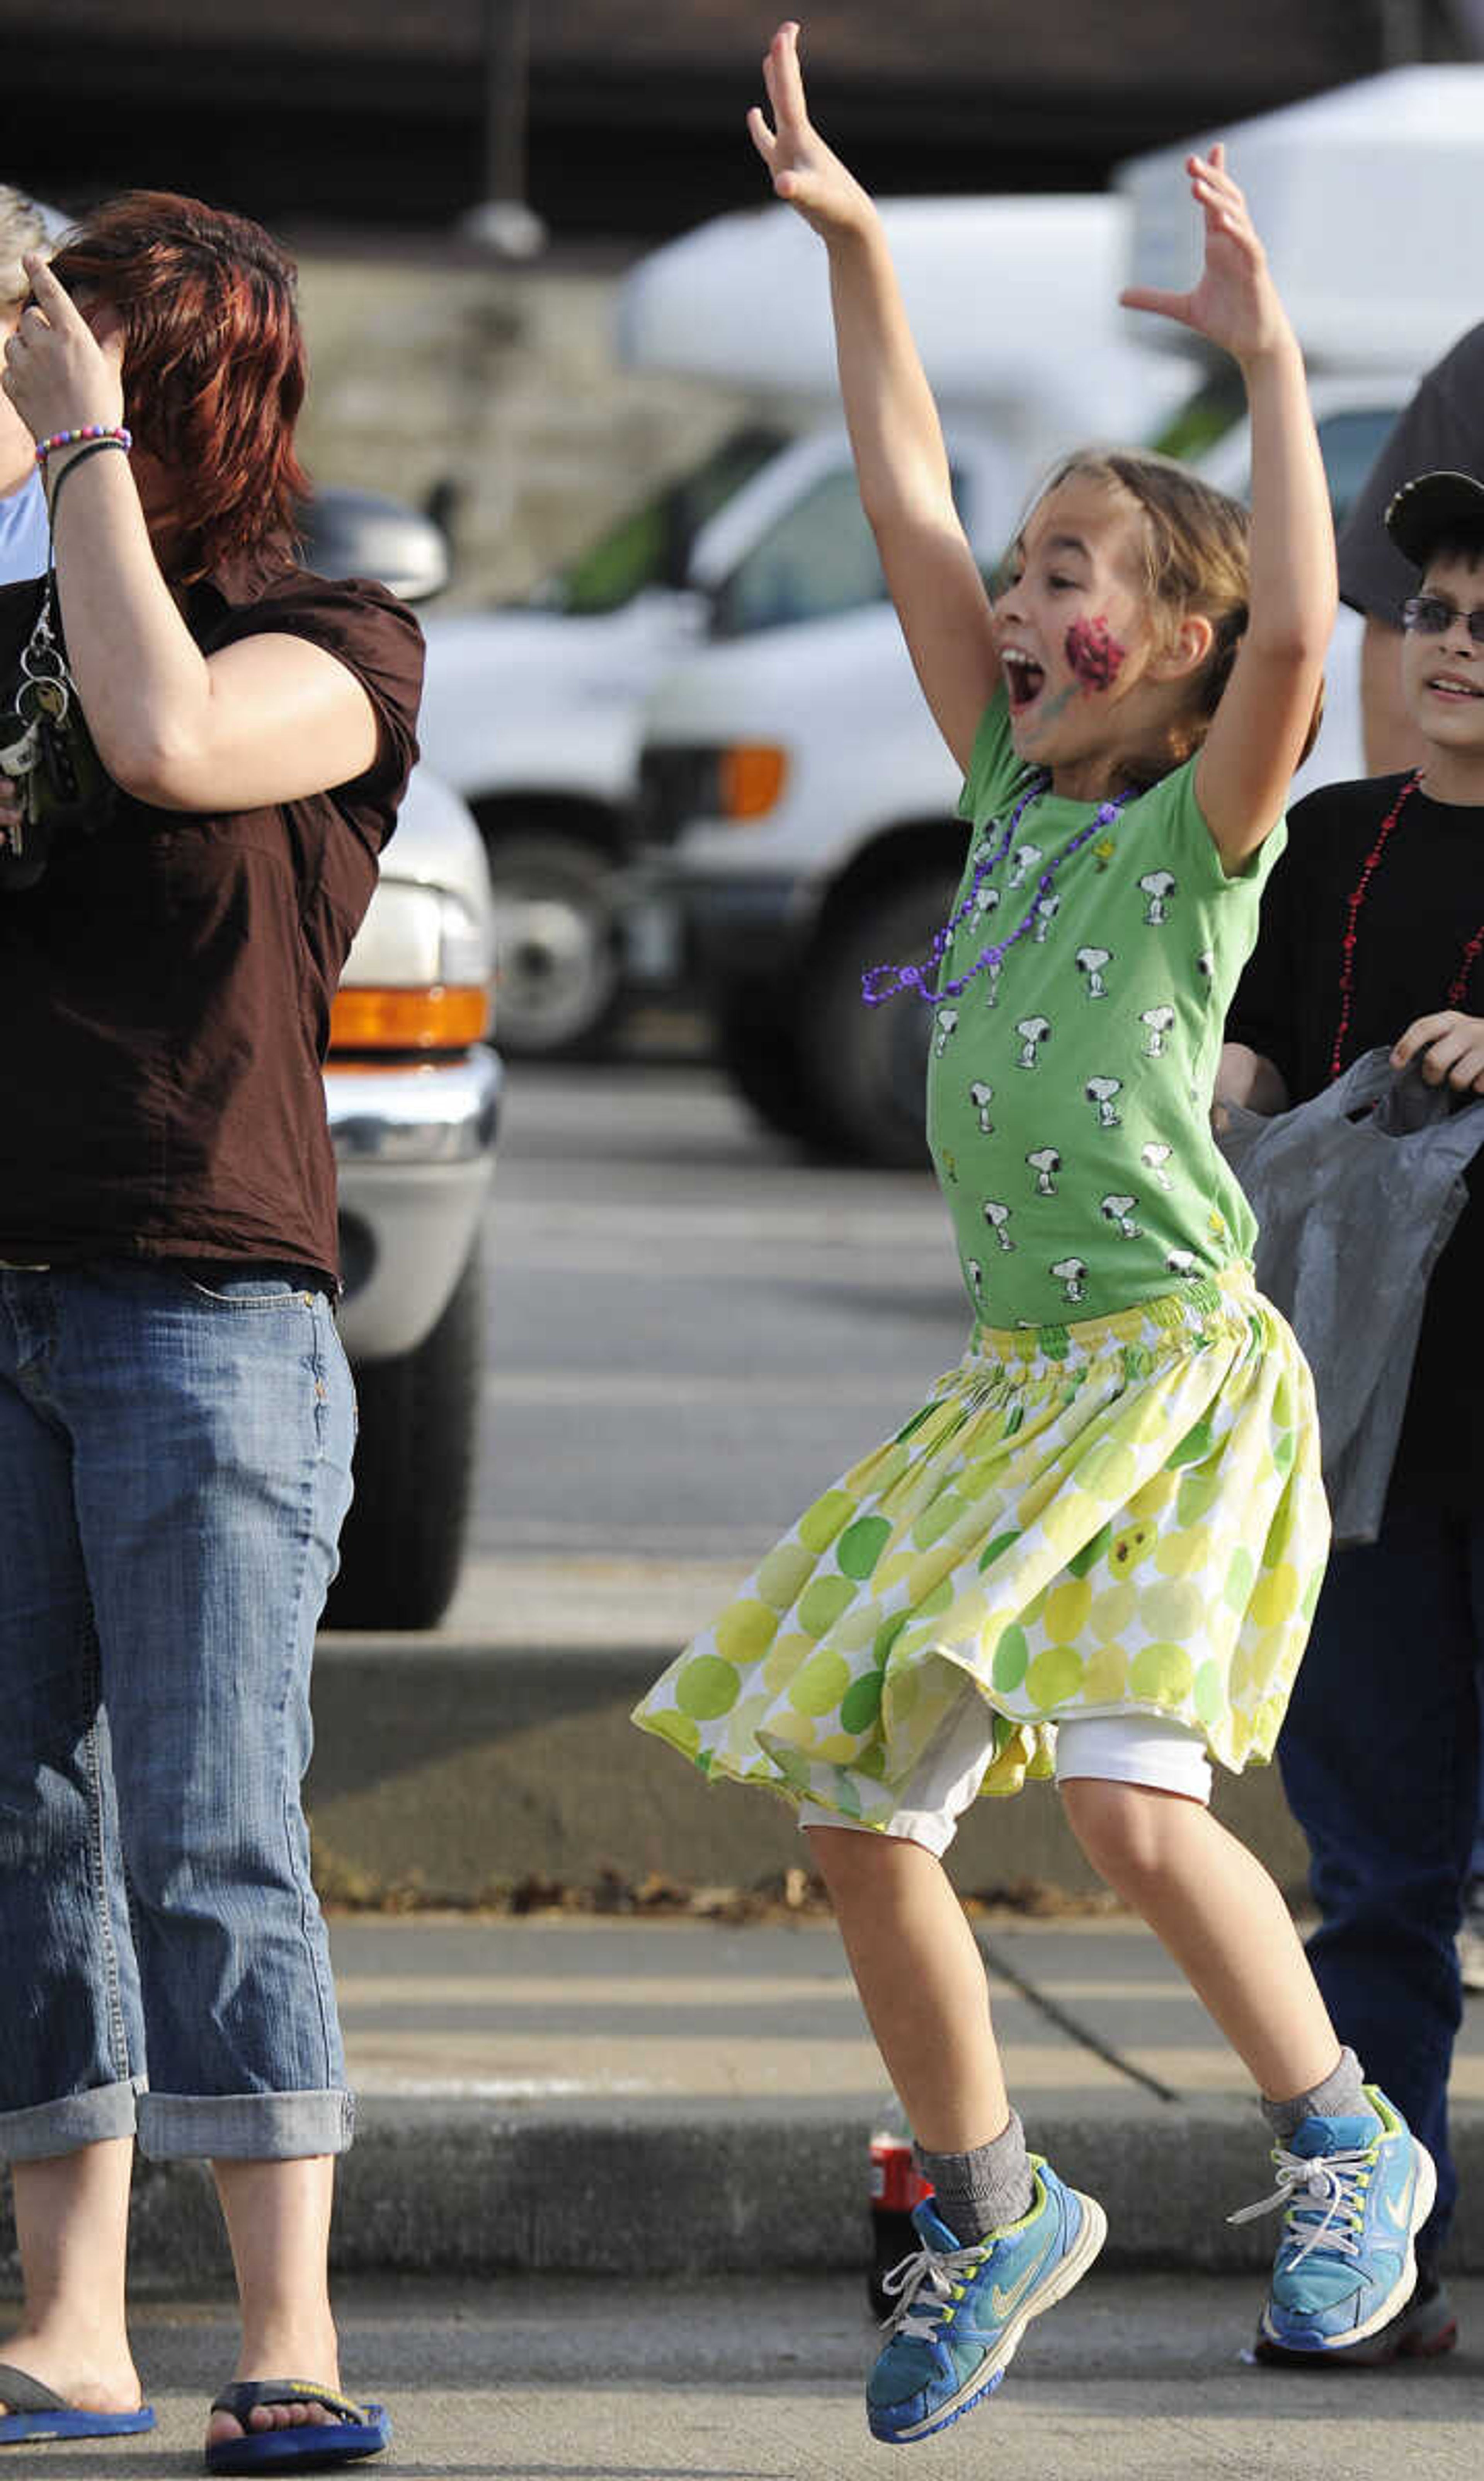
[{"xmin": 633, "ymin": 1268, "xmax": 1329, "ymax": 1825}]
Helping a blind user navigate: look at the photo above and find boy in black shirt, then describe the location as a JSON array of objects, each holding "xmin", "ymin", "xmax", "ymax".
[{"xmin": 1222, "ymin": 468, "xmax": 1484, "ymax": 2363}]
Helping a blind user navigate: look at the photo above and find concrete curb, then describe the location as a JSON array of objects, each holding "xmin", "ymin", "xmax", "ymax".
[
  {"xmin": 305, "ymin": 1640, "xmax": 1313, "ymax": 1902},
  {"xmin": 48, "ymin": 2101, "xmax": 1484, "ymax": 2284}
]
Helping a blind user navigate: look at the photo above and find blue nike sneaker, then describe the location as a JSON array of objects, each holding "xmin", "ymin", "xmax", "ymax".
[
  {"xmin": 1233, "ymin": 2086, "xmax": 1437, "ymax": 2356},
  {"xmin": 866, "ymin": 2161, "xmax": 1106, "ymax": 2444}
]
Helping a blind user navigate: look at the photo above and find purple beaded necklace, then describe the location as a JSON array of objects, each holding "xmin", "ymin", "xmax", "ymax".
[{"xmin": 861, "ymin": 776, "xmax": 1135, "ymax": 1008}]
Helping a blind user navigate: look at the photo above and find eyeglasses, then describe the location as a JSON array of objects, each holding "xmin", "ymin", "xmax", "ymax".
[{"xmin": 1401, "ymin": 594, "xmax": 1484, "ymax": 645}]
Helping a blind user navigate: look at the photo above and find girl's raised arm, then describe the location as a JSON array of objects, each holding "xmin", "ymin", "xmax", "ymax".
[
  {"xmin": 1123, "ymin": 150, "xmax": 1333, "ymax": 870},
  {"xmin": 751, "ymin": 22, "xmax": 999, "ymax": 772}
]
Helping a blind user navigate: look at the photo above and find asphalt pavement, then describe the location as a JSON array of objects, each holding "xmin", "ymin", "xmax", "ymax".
[{"xmin": 470, "ymin": 1062, "xmax": 966, "ymax": 1565}]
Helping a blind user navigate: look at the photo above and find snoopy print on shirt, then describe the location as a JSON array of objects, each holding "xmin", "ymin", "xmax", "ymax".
[{"xmin": 925, "ymin": 687, "xmax": 1282, "ymax": 1329}]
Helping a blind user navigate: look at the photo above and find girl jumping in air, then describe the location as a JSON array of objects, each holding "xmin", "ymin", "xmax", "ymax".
[{"xmin": 635, "ymin": 21, "xmax": 1431, "ymax": 2441}]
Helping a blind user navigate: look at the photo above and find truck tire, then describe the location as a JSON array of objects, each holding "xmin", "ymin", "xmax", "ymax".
[
  {"xmin": 486, "ymin": 830, "xmax": 623, "ymax": 1059},
  {"xmin": 323, "ymin": 1238, "xmax": 486, "ymax": 1632},
  {"xmin": 805, "ymin": 868, "xmax": 962, "ymax": 1168},
  {"xmin": 715, "ymin": 979, "xmax": 837, "ymax": 1150}
]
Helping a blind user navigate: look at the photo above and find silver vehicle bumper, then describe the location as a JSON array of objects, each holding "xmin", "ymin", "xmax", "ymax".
[{"xmin": 327, "ymin": 1045, "xmax": 502, "ymax": 1360}]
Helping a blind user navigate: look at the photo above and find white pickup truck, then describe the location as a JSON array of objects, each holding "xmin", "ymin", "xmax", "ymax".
[
  {"xmin": 303, "ymin": 491, "xmax": 501, "ymax": 1629},
  {"xmin": 624, "ymin": 67, "xmax": 1484, "ymax": 1165}
]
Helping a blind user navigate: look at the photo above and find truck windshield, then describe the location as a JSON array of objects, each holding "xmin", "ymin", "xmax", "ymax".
[
  {"xmin": 1152, "ymin": 377, "xmax": 1402, "ymax": 530},
  {"xmin": 709, "ymin": 458, "xmax": 979, "ymax": 639},
  {"xmin": 536, "ymin": 424, "xmax": 788, "ymax": 617},
  {"xmin": 709, "ymin": 467, "xmax": 891, "ymax": 639}
]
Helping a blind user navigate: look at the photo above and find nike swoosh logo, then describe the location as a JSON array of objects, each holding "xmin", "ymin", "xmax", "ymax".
[
  {"xmin": 991, "ymin": 2236, "xmax": 1056, "ymax": 2321},
  {"xmin": 1381, "ymin": 2185, "xmax": 1413, "ymax": 2232}
]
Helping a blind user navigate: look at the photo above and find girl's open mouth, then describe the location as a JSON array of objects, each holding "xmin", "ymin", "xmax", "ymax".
[{"xmin": 1003, "ymin": 649, "xmax": 1045, "ymax": 712}]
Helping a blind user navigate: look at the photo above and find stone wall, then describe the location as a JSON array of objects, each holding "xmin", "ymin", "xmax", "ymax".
[{"xmin": 293, "ymin": 244, "xmax": 795, "ymax": 612}]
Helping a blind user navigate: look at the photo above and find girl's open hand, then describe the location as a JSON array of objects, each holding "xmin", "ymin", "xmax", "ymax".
[
  {"xmin": 748, "ymin": 21, "xmax": 873, "ymax": 242},
  {"xmin": 1120, "ymin": 147, "xmax": 1289, "ymax": 366},
  {"xmin": 2, "ymin": 252, "xmax": 125, "ymax": 445}
]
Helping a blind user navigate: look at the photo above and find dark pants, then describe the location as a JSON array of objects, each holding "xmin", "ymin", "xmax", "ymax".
[{"xmin": 1278, "ymin": 1506, "xmax": 1484, "ymax": 2265}]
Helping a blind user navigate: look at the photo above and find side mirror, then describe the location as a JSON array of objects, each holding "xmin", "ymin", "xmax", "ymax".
[{"xmin": 298, "ymin": 487, "xmax": 451, "ymax": 606}]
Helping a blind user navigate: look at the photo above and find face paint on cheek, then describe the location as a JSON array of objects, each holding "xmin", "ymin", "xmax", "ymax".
[{"xmin": 1065, "ymin": 616, "xmax": 1125, "ymax": 693}]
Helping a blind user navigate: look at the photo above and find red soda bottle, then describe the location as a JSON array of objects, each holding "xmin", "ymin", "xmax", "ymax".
[{"xmin": 868, "ymin": 2128, "xmax": 933, "ymax": 2314}]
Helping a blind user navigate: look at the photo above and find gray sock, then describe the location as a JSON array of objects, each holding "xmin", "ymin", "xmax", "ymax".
[
  {"xmin": 913, "ymin": 2110, "xmax": 1035, "ymax": 2244},
  {"xmin": 1261, "ymin": 2045, "xmax": 1370, "ymax": 2141}
]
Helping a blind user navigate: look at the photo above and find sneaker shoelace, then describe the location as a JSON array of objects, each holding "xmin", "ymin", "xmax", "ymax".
[
  {"xmin": 879, "ymin": 2237, "xmax": 989, "ymax": 2341},
  {"xmin": 1227, "ymin": 2143, "xmax": 1375, "ymax": 2266}
]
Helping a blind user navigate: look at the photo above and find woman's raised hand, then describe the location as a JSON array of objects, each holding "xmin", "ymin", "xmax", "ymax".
[
  {"xmin": 747, "ymin": 22, "xmax": 873, "ymax": 242},
  {"xmin": 2, "ymin": 253, "xmax": 126, "ymax": 445},
  {"xmin": 1120, "ymin": 147, "xmax": 1288, "ymax": 366}
]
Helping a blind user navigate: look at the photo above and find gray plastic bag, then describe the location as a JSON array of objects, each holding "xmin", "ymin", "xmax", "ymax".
[{"xmin": 1218, "ymin": 1046, "xmax": 1484, "ymax": 1546}]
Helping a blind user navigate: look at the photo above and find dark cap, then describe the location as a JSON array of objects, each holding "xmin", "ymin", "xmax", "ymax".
[{"xmin": 1384, "ymin": 469, "xmax": 1484, "ymax": 569}]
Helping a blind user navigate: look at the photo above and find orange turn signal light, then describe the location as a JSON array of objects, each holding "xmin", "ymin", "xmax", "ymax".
[
  {"xmin": 328, "ymin": 985, "xmax": 490, "ymax": 1053},
  {"xmin": 718, "ymin": 742, "xmax": 788, "ymax": 820}
]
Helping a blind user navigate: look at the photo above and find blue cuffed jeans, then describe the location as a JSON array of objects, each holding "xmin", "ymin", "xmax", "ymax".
[
  {"xmin": 0, "ymin": 1259, "xmax": 356, "ymax": 2164},
  {"xmin": 1278, "ymin": 1504, "xmax": 1484, "ymax": 2266}
]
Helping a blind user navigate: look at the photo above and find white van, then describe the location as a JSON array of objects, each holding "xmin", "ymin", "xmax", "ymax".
[{"xmin": 627, "ymin": 70, "xmax": 1484, "ymax": 1164}]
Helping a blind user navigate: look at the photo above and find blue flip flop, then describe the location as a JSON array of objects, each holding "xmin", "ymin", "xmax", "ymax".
[
  {"xmin": 0, "ymin": 2360, "xmax": 155, "ymax": 2443},
  {"xmin": 204, "ymin": 2380, "xmax": 391, "ymax": 2473}
]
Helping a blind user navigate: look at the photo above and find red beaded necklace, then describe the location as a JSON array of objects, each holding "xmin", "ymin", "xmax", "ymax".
[{"xmin": 1329, "ymin": 770, "xmax": 1484, "ymax": 1079}]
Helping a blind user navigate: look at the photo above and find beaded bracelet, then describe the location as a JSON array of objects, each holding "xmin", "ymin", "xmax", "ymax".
[
  {"xmin": 33, "ymin": 423, "xmax": 132, "ymax": 465},
  {"xmin": 45, "ymin": 435, "xmax": 131, "ymax": 535}
]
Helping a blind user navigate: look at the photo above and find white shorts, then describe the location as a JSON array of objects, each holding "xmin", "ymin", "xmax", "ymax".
[{"xmin": 796, "ymin": 1689, "xmax": 1212, "ymax": 1859}]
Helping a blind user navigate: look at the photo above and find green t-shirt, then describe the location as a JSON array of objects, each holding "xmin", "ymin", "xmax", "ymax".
[{"xmin": 926, "ymin": 685, "xmax": 1283, "ymax": 1329}]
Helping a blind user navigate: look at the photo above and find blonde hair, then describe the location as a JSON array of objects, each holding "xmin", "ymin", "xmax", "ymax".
[{"xmin": 0, "ymin": 187, "xmax": 53, "ymax": 307}]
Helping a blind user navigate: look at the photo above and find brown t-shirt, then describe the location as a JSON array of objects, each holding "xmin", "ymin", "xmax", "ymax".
[{"xmin": 0, "ymin": 564, "xmax": 424, "ymax": 1285}]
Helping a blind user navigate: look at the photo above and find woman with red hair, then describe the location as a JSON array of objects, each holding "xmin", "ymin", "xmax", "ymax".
[{"xmin": 0, "ymin": 195, "xmax": 415, "ymax": 2471}]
